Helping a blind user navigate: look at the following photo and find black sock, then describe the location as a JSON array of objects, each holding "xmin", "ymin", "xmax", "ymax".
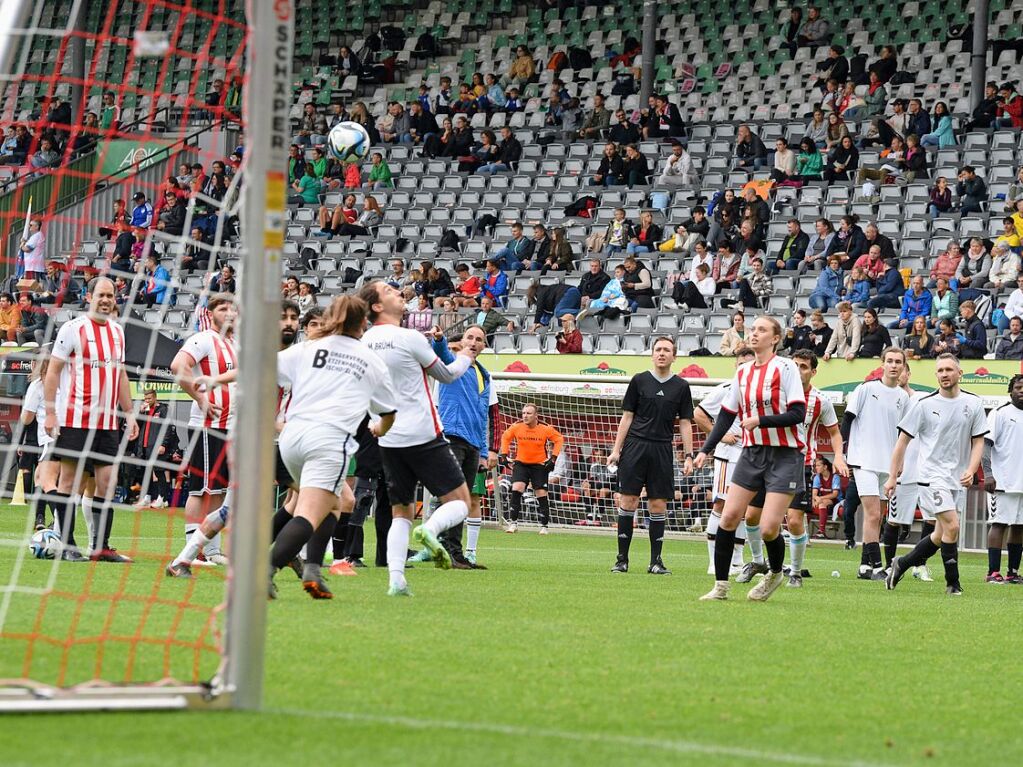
[
  {"xmin": 1008, "ymin": 543, "xmax": 1023, "ymax": 574},
  {"xmin": 92, "ymin": 502, "xmax": 114, "ymax": 550},
  {"xmin": 270, "ymin": 517, "xmax": 314, "ymax": 571},
  {"xmin": 989, "ymin": 546, "xmax": 1003, "ymax": 575},
  {"xmin": 304, "ymin": 513, "xmax": 338, "ymax": 567},
  {"xmin": 510, "ymin": 490, "xmax": 522, "ymax": 522},
  {"xmin": 648, "ymin": 516, "xmax": 665, "ymax": 564},
  {"xmin": 54, "ymin": 493, "xmax": 76, "ymax": 547},
  {"xmin": 616, "ymin": 509, "xmax": 634, "ymax": 561},
  {"xmin": 900, "ymin": 535, "xmax": 939, "ymax": 569},
  {"xmin": 537, "ymin": 496, "xmax": 550, "ymax": 527},
  {"xmin": 883, "ymin": 523, "xmax": 901, "ymax": 568},
  {"xmin": 374, "ymin": 484, "xmax": 391, "ymax": 567},
  {"xmin": 865, "ymin": 541, "xmax": 882, "ymax": 569},
  {"xmin": 332, "ymin": 512, "xmax": 352, "ymax": 559},
  {"xmin": 714, "ymin": 527, "xmax": 736, "ymax": 581},
  {"xmin": 440, "ymin": 521, "xmax": 464, "ymax": 560},
  {"xmin": 860, "ymin": 544, "xmax": 869, "ymax": 566},
  {"xmin": 764, "ymin": 534, "xmax": 785, "ymax": 573},
  {"xmin": 271, "ymin": 506, "xmax": 291, "ymax": 541},
  {"xmin": 941, "ymin": 541, "xmax": 959, "ymax": 587}
]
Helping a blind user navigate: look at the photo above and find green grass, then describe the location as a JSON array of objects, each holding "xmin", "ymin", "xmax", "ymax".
[{"xmin": 1, "ymin": 506, "xmax": 1021, "ymax": 767}]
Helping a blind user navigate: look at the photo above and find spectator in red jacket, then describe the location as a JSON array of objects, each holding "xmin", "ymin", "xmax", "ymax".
[
  {"xmin": 997, "ymin": 82, "xmax": 1023, "ymax": 130},
  {"xmin": 555, "ymin": 313, "xmax": 583, "ymax": 354}
]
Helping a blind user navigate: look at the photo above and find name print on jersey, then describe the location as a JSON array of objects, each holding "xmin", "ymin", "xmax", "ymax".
[{"xmin": 311, "ymin": 348, "xmax": 371, "ymax": 377}]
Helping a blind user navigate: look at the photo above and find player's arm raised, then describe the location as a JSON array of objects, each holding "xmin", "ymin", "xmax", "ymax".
[{"xmin": 420, "ymin": 328, "xmax": 474, "ymax": 383}]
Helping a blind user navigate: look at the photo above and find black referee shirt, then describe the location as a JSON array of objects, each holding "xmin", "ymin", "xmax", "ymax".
[{"xmin": 622, "ymin": 372, "xmax": 694, "ymax": 443}]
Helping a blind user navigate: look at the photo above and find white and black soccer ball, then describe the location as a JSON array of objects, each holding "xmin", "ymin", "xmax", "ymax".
[
  {"xmin": 327, "ymin": 121, "xmax": 371, "ymax": 163},
  {"xmin": 29, "ymin": 528, "xmax": 61, "ymax": 559}
]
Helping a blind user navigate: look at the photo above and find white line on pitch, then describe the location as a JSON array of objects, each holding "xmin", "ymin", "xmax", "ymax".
[{"xmin": 266, "ymin": 707, "xmax": 891, "ymax": 767}]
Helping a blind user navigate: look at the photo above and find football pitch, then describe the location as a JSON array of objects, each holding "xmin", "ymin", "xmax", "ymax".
[{"xmin": 0, "ymin": 508, "xmax": 1020, "ymax": 767}]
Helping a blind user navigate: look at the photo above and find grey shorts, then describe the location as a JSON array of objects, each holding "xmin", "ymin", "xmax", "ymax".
[{"xmin": 731, "ymin": 445, "xmax": 805, "ymax": 497}]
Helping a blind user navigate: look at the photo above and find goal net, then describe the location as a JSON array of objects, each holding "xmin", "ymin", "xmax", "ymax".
[
  {"xmin": 489, "ymin": 373, "xmax": 723, "ymax": 532},
  {"xmin": 0, "ymin": 0, "xmax": 287, "ymax": 711}
]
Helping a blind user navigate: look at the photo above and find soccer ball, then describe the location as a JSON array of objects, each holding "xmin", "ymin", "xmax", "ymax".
[
  {"xmin": 29, "ymin": 528, "xmax": 61, "ymax": 560},
  {"xmin": 327, "ymin": 121, "xmax": 371, "ymax": 163}
]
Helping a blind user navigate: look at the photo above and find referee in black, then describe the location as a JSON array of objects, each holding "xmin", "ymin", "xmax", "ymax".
[{"xmin": 608, "ymin": 337, "xmax": 694, "ymax": 574}]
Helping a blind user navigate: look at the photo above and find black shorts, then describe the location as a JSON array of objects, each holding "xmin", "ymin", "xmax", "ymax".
[
  {"xmin": 781, "ymin": 466, "xmax": 816, "ymax": 513},
  {"xmin": 186, "ymin": 427, "xmax": 231, "ymax": 496},
  {"xmin": 511, "ymin": 461, "xmax": 550, "ymax": 491},
  {"xmin": 380, "ymin": 436, "xmax": 466, "ymax": 506},
  {"xmin": 618, "ymin": 438, "xmax": 674, "ymax": 500},
  {"xmin": 54, "ymin": 427, "xmax": 121, "ymax": 467},
  {"xmin": 274, "ymin": 444, "xmax": 296, "ymax": 489},
  {"xmin": 732, "ymin": 445, "xmax": 804, "ymax": 497},
  {"xmin": 448, "ymin": 436, "xmax": 482, "ymax": 489}
]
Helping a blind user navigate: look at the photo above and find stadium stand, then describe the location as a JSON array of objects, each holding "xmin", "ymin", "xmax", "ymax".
[{"xmin": 3, "ymin": 0, "xmax": 1023, "ymax": 358}]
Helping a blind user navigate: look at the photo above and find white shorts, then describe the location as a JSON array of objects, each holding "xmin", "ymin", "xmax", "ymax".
[
  {"xmin": 278, "ymin": 425, "xmax": 356, "ymax": 496},
  {"xmin": 712, "ymin": 456, "xmax": 735, "ymax": 502},
  {"xmin": 988, "ymin": 493, "xmax": 1023, "ymax": 526},
  {"xmin": 853, "ymin": 468, "xmax": 889, "ymax": 499},
  {"xmin": 917, "ymin": 486, "xmax": 965, "ymax": 518},
  {"xmin": 888, "ymin": 482, "xmax": 935, "ymax": 525},
  {"xmin": 39, "ymin": 441, "xmax": 55, "ymax": 463}
]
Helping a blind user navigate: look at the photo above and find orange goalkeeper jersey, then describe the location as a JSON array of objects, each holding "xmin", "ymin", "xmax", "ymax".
[{"xmin": 500, "ymin": 422, "xmax": 564, "ymax": 464}]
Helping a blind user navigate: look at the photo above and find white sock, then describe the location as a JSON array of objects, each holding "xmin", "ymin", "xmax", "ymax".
[
  {"xmin": 387, "ymin": 517, "xmax": 412, "ymax": 589},
  {"xmin": 466, "ymin": 516, "xmax": 482, "ymax": 552},
  {"xmin": 184, "ymin": 523, "xmax": 197, "ymax": 542},
  {"xmin": 790, "ymin": 533, "xmax": 808, "ymax": 573},
  {"xmin": 746, "ymin": 524, "xmax": 765, "ymax": 565},
  {"xmin": 731, "ymin": 541, "xmax": 745, "ymax": 568},
  {"xmin": 174, "ymin": 528, "xmax": 211, "ymax": 566},
  {"xmin": 81, "ymin": 496, "xmax": 93, "ymax": 547},
  {"xmin": 422, "ymin": 500, "xmax": 468, "ymax": 537},
  {"xmin": 706, "ymin": 512, "xmax": 720, "ymax": 569},
  {"xmin": 203, "ymin": 531, "xmax": 222, "ymax": 555}
]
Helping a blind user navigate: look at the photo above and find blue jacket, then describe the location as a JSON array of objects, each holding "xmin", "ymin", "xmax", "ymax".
[
  {"xmin": 846, "ymin": 279, "xmax": 871, "ymax": 305},
  {"xmin": 875, "ymin": 267, "xmax": 904, "ymax": 299},
  {"xmin": 145, "ymin": 265, "xmax": 172, "ymax": 304},
  {"xmin": 813, "ymin": 266, "xmax": 844, "ymax": 301},
  {"xmin": 960, "ymin": 315, "xmax": 988, "ymax": 358},
  {"xmin": 131, "ymin": 201, "xmax": 153, "ymax": 228},
  {"xmin": 432, "ymin": 336, "xmax": 492, "ymax": 454},
  {"xmin": 898, "ymin": 288, "xmax": 933, "ymax": 321},
  {"xmin": 480, "ymin": 270, "xmax": 508, "ymax": 304}
]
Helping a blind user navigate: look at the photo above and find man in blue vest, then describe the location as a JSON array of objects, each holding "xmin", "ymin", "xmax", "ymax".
[{"xmin": 431, "ymin": 324, "xmax": 498, "ymax": 568}]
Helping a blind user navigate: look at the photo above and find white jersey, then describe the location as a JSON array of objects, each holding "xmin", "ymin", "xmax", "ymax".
[
  {"xmin": 897, "ymin": 390, "xmax": 987, "ymax": 491},
  {"xmin": 722, "ymin": 355, "xmax": 805, "ymax": 449},
  {"xmin": 51, "ymin": 314, "xmax": 126, "ymax": 431},
  {"xmin": 897, "ymin": 391, "xmax": 929, "ymax": 485},
  {"xmin": 179, "ymin": 329, "xmax": 238, "ymax": 430},
  {"xmin": 698, "ymin": 381, "xmax": 741, "ymax": 462},
  {"xmin": 800, "ymin": 385, "xmax": 838, "ymax": 467},
  {"xmin": 23, "ymin": 379, "xmax": 52, "ymax": 447},
  {"xmin": 845, "ymin": 379, "xmax": 909, "ymax": 473},
  {"xmin": 277, "ymin": 335, "xmax": 397, "ymax": 437},
  {"xmin": 363, "ymin": 323, "xmax": 472, "ymax": 448},
  {"xmin": 986, "ymin": 403, "xmax": 1023, "ymax": 494}
]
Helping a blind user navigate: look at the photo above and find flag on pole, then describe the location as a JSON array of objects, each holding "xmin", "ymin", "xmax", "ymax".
[{"xmin": 22, "ymin": 195, "xmax": 32, "ymax": 239}]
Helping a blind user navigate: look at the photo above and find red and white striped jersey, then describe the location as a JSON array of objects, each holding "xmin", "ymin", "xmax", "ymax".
[
  {"xmin": 51, "ymin": 315, "xmax": 126, "ymax": 430},
  {"xmin": 179, "ymin": 329, "xmax": 238, "ymax": 430},
  {"xmin": 721, "ymin": 355, "xmax": 805, "ymax": 449},
  {"xmin": 800, "ymin": 385, "xmax": 838, "ymax": 466}
]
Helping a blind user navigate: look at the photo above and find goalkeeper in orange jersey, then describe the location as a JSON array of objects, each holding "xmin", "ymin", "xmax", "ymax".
[{"xmin": 499, "ymin": 404, "xmax": 564, "ymax": 534}]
